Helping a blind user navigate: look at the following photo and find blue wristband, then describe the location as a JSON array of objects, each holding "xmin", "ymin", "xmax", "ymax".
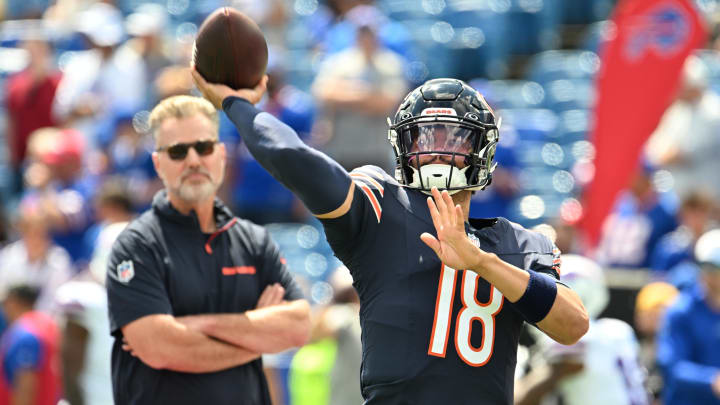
[{"xmin": 513, "ymin": 270, "xmax": 558, "ymax": 324}]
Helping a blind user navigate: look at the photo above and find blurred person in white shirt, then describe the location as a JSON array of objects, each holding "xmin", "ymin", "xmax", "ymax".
[
  {"xmin": 0, "ymin": 197, "xmax": 74, "ymax": 314},
  {"xmin": 645, "ymin": 55, "xmax": 720, "ymax": 200},
  {"xmin": 515, "ymin": 255, "xmax": 648, "ymax": 405},
  {"xmin": 52, "ymin": 2, "xmax": 147, "ymax": 149},
  {"xmin": 56, "ymin": 221, "xmax": 128, "ymax": 405}
]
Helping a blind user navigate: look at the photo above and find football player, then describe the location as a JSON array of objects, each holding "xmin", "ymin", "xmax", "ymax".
[
  {"xmin": 515, "ymin": 254, "xmax": 648, "ymax": 405},
  {"xmin": 193, "ymin": 72, "xmax": 589, "ymax": 404}
]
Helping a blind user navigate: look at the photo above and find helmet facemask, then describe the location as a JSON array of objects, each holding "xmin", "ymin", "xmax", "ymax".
[{"xmin": 389, "ymin": 116, "xmax": 499, "ymax": 195}]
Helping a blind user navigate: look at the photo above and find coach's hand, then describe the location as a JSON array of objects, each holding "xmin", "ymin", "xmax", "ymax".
[
  {"xmin": 191, "ymin": 66, "xmax": 268, "ymax": 108},
  {"xmin": 420, "ymin": 187, "xmax": 493, "ymax": 271}
]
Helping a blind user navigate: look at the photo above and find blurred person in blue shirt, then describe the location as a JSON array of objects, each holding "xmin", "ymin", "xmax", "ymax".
[
  {"xmin": 595, "ymin": 162, "xmax": 678, "ymax": 268},
  {"xmin": 226, "ymin": 65, "xmax": 315, "ymax": 224},
  {"xmin": 650, "ymin": 191, "xmax": 715, "ymax": 272},
  {"xmin": 104, "ymin": 111, "xmax": 161, "ymax": 211},
  {"xmin": 656, "ymin": 228, "xmax": 720, "ymax": 405},
  {"xmin": 21, "ymin": 127, "xmax": 97, "ymax": 265}
]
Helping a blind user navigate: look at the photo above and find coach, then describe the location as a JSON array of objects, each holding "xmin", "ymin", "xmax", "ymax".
[{"xmin": 106, "ymin": 95, "xmax": 310, "ymax": 405}]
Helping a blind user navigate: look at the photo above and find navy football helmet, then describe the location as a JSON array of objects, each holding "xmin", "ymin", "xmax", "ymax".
[{"xmin": 388, "ymin": 78, "xmax": 499, "ymax": 194}]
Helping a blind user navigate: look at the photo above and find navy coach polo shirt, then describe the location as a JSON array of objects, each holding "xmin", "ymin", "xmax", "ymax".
[{"xmin": 106, "ymin": 191, "xmax": 303, "ymax": 405}]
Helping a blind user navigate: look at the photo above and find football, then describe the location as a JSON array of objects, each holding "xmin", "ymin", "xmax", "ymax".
[{"xmin": 192, "ymin": 7, "xmax": 268, "ymax": 90}]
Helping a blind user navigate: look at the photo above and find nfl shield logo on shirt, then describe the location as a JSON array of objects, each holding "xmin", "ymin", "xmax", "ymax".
[{"xmin": 116, "ymin": 260, "xmax": 135, "ymax": 283}]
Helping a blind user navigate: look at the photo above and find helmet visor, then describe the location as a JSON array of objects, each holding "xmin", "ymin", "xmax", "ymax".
[
  {"xmin": 402, "ymin": 123, "xmax": 477, "ymax": 165},
  {"xmin": 403, "ymin": 123, "xmax": 476, "ymax": 153}
]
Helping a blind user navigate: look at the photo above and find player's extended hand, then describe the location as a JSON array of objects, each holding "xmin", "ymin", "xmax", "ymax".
[
  {"xmin": 190, "ymin": 66, "xmax": 268, "ymax": 109},
  {"xmin": 420, "ymin": 187, "xmax": 491, "ymax": 271}
]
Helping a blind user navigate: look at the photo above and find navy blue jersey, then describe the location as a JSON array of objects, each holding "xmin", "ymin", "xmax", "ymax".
[
  {"xmin": 321, "ymin": 166, "xmax": 561, "ymax": 405},
  {"xmin": 222, "ymin": 97, "xmax": 562, "ymax": 405}
]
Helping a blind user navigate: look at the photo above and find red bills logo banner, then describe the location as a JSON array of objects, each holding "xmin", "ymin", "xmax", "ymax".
[{"xmin": 580, "ymin": 0, "xmax": 706, "ymax": 247}]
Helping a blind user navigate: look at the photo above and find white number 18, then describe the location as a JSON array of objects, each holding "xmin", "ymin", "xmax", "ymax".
[{"xmin": 428, "ymin": 265, "xmax": 504, "ymax": 366}]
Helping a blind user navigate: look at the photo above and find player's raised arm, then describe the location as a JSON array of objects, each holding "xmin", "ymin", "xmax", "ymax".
[{"xmin": 191, "ymin": 69, "xmax": 355, "ymax": 219}]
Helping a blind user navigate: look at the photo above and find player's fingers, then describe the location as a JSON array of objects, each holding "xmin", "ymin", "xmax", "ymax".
[
  {"xmin": 441, "ymin": 190, "xmax": 456, "ymax": 226},
  {"xmin": 454, "ymin": 205, "xmax": 464, "ymax": 229},
  {"xmin": 426, "ymin": 196, "xmax": 442, "ymax": 233},
  {"xmin": 431, "ymin": 187, "xmax": 448, "ymax": 222},
  {"xmin": 190, "ymin": 68, "xmax": 206, "ymax": 89},
  {"xmin": 420, "ymin": 232, "xmax": 441, "ymax": 255}
]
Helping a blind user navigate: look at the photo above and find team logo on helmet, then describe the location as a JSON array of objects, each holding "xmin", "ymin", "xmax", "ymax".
[{"xmin": 421, "ymin": 108, "xmax": 457, "ymax": 116}]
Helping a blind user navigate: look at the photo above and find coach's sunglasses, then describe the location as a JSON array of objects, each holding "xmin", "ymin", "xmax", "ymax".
[{"xmin": 156, "ymin": 140, "xmax": 218, "ymax": 161}]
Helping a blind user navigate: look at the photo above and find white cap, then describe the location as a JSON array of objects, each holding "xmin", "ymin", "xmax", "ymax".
[
  {"xmin": 560, "ymin": 254, "xmax": 609, "ymax": 319},
  {"xmin": 76, "ymin": 3, "xmax": 125, "ymax": 47},
  {"xmin": 683, "ymin": 54, "xmax": 709, "ymax": 89},
  {"xmin": 695, "ymin": 229, "xmax": 720, "ymax": 268},
  {"xmin": 126, "ymin": 3, "xmax": 167, "ymax": 37}
]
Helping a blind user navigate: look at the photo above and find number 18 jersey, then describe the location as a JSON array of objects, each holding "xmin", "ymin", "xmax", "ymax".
[{"xmin": 319, "ymin": 166, "xmax": 562, "ymax": 405}]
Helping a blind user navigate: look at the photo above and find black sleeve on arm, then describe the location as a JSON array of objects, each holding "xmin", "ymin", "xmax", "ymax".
[
  {"xmin": 222, "ymin": 96, "xmax": 352, "ymax": 215},
  {"xmin": 106, "ymin": 230, "xmax": 173, "ymax": 335}
]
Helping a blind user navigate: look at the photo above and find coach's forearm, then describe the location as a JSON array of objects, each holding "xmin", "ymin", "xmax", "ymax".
[
  {"xmin": 471, "ymin": 254, "xmax": 588, "ymax": 345},
  {"xmin": 123, "ymin": 315, "xmax": 260, "ymax": 373},
  {"xmin": 185, "ymin": 300, "xmax": 311, "ymax": 353}
]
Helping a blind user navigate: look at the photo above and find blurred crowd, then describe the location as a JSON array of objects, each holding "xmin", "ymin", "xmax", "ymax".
[{"xmin": 2, "ymin": 0, "xmax": 720, "ymax": 404}]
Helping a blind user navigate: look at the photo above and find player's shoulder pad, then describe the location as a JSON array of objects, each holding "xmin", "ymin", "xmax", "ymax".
[
  {"xmin": 502, "ymin": 219, "xmax": 555, "ymax": 254},
  {"xmin": 350, "ymin": 165, "xmax": 391, "ymax": 223},
  {"xmin": 503, "ymin": 219, "xmax": 561, "ymax": 274}
]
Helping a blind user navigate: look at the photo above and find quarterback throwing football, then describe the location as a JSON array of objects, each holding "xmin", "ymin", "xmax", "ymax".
[{"xmin": 193, "ymin": 71, "xmax": 589, "ymax": 404}]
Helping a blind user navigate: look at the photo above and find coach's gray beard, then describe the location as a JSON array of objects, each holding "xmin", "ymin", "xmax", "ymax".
[
  {"xmin": 167, "ymin": 171, "xmax": 222, "ymax": 204},
  {"xmin": 176, "ymin": 180, "xmax": 217, "ymax": 203}
]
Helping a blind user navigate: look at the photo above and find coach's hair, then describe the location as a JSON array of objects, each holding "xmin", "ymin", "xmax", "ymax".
[{"xmin": 149, "ymin": 95, "xmax": 219, "ymax": 141}]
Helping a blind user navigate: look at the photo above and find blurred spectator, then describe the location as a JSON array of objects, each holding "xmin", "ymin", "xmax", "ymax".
[
  {"xmin": 595, "ymin": 163, "xmax": 678, "ymax": 268},
  {"xmin": 650, "ymin": 190, "xmax": 716, "ymax": 273},
  {"xmin": 310, "ymin": 266, "xmax": 362, "ymax": 405},
  {"xmin": 515, "ymin": 254, "xmax": 647, "ymax": 405},
  {"xmin": 124, "ymin": 3, "xmax": 171, "ymax": 86},
  {"xmin": 229, "ymin": 65, "xmax": 314, "ymax": 224},
  {"xmin": 234, "ymin": 0, "xmax": 289, "ymax": 51},
  {"xmin": 153, "ymin": 65, "xmax": 194, "ymax": 101},
  {"xmin": 52, "ymin": 2, "xmax": 147, "ymax": 149},
  {"xmin": 0, "ymin": 285, "xmax": 61, "ymax": 405},
  {"xmin": 81, "ymin": 178, "xmax": 135, "ymax": 262},
  {"xmin": 5, "ymin": 34, "xmax": 62, "ymax": 195},
  {"xmin": 0, "ymin": 197, "xmax": 73, "ymax": 314},
  {"xmin": 56, "ymin": 222, "xmax": 126, "ymax": 405},
  {"xmin": 311, "ymin": 24, "xmax": 406, "ymax": 172},
  {"xmin": 287, "ymin": 266, "xmax": 362, "ymax": 405},
  {"xmin": 23, "ymin": 127, "xmax": 96, "ymax": 264},
  {"xmin": 4, "ymin": 0, "xmax": 48, "ymax": 19},
  {"xmin": 656, "ymin": 228, "xmax": 720, "ymax": 405},
  {"xmin": 635, "ymin": 282, "xmax": 679, "ymax": 405},
  {"xmin": 105, "ymin": 114, "xmax": 160, "ymax": 210},
  {"xmin": 645, "ymin": 55, "xmax": 720, "ymax": 200},
  {"xmin": 308, "ymin": 1, "xmax": 413, "ymax": 60},
  {"xmin": 469, "ymin": 143, "xmax": 521, "ymax": 219}
]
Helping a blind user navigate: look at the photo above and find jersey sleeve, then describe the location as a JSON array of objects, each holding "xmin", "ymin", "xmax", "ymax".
[
  {"xmin": 106, "ymin": 228, "xmax": 172, "ymax": 335},
  {"xmin": 530, "ymin": 242, "xmax": 562, "ymax": 280},
  {"xmin": 319, "ymin": 165, "xmax": 388, "ymax": 262},
  {"xmin": 256, "ymin": 225, "xmax": 304, "ymax": 301},
  {"xmin": 3, "ymin": 332, "xmax": 41, "ymax": 386}
]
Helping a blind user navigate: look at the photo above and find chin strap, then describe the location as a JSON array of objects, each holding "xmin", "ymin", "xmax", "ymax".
[{"xmin": 408, "ymin": 164, "xmax": 470, "ymax": 195}]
